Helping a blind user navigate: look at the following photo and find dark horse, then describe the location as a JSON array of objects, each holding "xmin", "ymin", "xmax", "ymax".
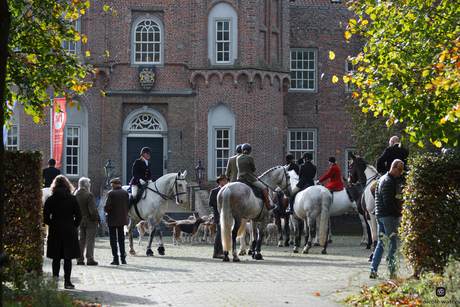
[{"xmin": 272, "ymin": 189, "xmax": 291, "ymax": 247}]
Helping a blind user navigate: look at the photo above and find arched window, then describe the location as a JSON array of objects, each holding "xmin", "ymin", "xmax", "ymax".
[
  {"xmin": 207, "ymin": 103, "xmax": 235, "ymax": 179},
  {"xmin": 208, "ymin": 3, "xmax": 238, "ymax": 66},
  {"xmin": 131, "ymin": 15, "xmax": 164, "ymax": 66}
]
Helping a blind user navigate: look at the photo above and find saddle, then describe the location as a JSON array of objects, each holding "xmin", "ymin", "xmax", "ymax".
[{"xmin": 237, "ymin": 179, "xmax": 263, "ymax": 200}]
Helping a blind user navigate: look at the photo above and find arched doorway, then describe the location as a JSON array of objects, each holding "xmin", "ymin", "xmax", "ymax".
[{"xmin": 122, "ymin": 106, "xmax": 168, "ymax": 185}]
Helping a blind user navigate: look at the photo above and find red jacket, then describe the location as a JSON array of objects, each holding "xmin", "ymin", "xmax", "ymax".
[{"xmin": 319, "ymin": 163, "xmax": 344, "ymax": 191}]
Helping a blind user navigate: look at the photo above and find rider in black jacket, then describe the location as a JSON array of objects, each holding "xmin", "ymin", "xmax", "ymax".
[{"xmin": 286, "ymin": 152, "xmax": 316, "ymax": 214}]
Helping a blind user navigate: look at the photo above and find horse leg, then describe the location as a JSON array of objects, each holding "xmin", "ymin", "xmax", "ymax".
[
  {"xmin": 284, "ymin": 217, "xmax": 290, "ymax": 247},
  {"xmin": 312, "ymin": 219, "xmax": 320, "ymax": 246},
  {"xmin": 321, "ymin": 219, "xmax": 330, "ymax": 254},
  {"xmin": 231, "ymin": 219, "xmax": 241, "ymax": 262},
  {"xmin": 303, "ymin": 218, "xmax": 314, "ymax": 254},
  {"xmin": 128, "ymin": 218, "xmax": 139, "ymax": 255},
  {"xmin": 276, "ymin": 216, "xmax": 283, "ymax": 247},
  {"xmin": 291, "ymin": 215, "xmax": 300, "ymax": 253},
  {"xmin": 327, "ymin": 218, "xmax": 332, "ymax": 244}
]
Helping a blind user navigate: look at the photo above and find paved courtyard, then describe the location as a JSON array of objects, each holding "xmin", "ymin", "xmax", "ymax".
[{"xmin": 43, "ymin": 235, "xmax": 409, "ymax": 307}]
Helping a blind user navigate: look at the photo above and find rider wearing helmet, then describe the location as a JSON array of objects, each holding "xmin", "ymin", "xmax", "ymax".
[
  {"xmin": 237, "ymin": 143, "xmax": 277, "ymax": 211},
  {"xmin": 129, "ymin": 147, "xmax": 152, "ymax": 206},
  {"xmin": 286, "ymin": 152, "xmax": 317, "ymax": 214},
  {"xmin": 285, "ymin": 153, "xmax": 299, "ymax": 176},
  {"xmin": 225, "ymin": 144, "xmax": 243, "ymax": 182}
]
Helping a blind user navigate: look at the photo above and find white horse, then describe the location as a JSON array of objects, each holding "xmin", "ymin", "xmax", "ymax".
[
  {"xmin": 123, "ymin": 171, "xmax": 188, "ymax": 256},
  {"xmin": 42, "ymin": 187, "xmax": 51, "ymax": 242},
  {"xmin": 291, "ymin": 184, "xmax": 332, "ymax": 254},
  {"xmin": 348, "ymin": 154, "xmax": 380, "ymax": 259},
  {"xmin": 218, "ymin": 165, "xmax": 292, "ymax": 262}
]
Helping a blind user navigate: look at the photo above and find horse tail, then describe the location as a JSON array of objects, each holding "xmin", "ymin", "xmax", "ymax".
[
  {"xmin": 318, "ymin": 189, "xmax": 331, "ymax": 246},
  {"xmin": 220, "ymin": 187, "xmax": 233, "ymax": 252}
]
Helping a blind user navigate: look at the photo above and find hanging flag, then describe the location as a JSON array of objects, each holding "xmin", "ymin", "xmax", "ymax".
[{"xmin": 53, "ymin": 98, "xmax": 67, "ymax": 167}]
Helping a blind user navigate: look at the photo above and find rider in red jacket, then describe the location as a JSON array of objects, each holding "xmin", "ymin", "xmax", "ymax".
[{"xmin": 318, "ymin": 157, "xmax": 344, "ymax": 192}]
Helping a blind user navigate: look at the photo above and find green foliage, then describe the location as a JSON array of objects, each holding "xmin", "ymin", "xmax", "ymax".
[
  {"xmin": 4, "ymin": 0, "xmax": 116, "ymax": 126},
  {"xmin": 344, "ymin": 258, "xmax": 460, "ymax": 306},
  {"xmin": 401, "ymin": 152, "xmax": 460, "ymax": 275},
  {"xmin": 345, "ymin": 0, "xmax": 460, "ymax": 148},
  {"xmin": 3, "ymin": 150, "xmax": 44, "ymax": 288}
]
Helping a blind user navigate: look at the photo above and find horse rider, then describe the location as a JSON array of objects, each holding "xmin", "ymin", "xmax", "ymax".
[
  {"xmin": 129, "ymin": 147, "xmax": 152, "ymax": 207},
  {"xmin": 226, "ymin": 144, "xmax": 243, "ymax": 182},
  {"xmin": 317, "ymin": 156, "xmax": 344, "ymax": 193},
  {"xmin": 285, "ymin": 153, "xmax": 299, "ymax": 175},
  {"xmin": 237, "ymin": 143, "xmax": 277, "ymax": 211},
  {"xmin": 286, "ymin": 152, "xmax": 317, "ymax": 214},
  {"xmin": 376, "ymin": 136, "xmax": 409, "ymax": 184}
]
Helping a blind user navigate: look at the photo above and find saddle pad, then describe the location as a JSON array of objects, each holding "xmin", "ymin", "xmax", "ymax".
[{"xmin": 238, "ymin": 180, "xmax": 263, "ymax": 199}]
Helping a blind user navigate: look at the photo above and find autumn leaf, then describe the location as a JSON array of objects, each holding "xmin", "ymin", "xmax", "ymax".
[
  {"xmin": 332, "ymin": 75, "xmax": 339, "ymax": 83},
  {"xmin": 101, "ymin": 90, "xmax": 106, "ymax": 97},
  {"xmin": 329, "ymin": 51, "xmax": 336, "ymax": 60}
]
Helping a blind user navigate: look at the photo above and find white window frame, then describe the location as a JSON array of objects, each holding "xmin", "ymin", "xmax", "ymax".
[
  {"xmin": 290, "ymin": 49, "xmax": 317, "ymax": 92},
  {"xmin": 6, "ymin": 124, "xmax": 19, "ymax": 151},
  {"xmin": 64, "ymin": 126, "xmax": 81, "ymax": 177},
  {"xmin": 344, "ymin": 148, "xmax": 357, "ymax": 178},
  {"xmin": 214, "ymin": 128, "xmax": 230, "ymax": 177},
  {"xmin": 208, "ymin": 2, "xmax": 237, "ymax": 66},
  {"xmin": 62, "ymin": 19, "xmax": 80, "ymax": 56},
  {"xmin": 287, "ymin": 129, "xmax": 317, "ymax": 164},
  {"xmin": 345, "ymin": 60, "xmax": 356, "ymax": 93},
  {"xmin": 131, "ymin": 15, "xmax": 164, "ymax": 66},
  {"xmin": 215, "ymin": 20, "xmax": 231, "ymax": 64}
]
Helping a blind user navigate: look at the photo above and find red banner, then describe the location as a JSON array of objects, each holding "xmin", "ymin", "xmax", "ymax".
[{"xmin": 53, "ymin": 98, "xmax": 67, "ymax": 168}]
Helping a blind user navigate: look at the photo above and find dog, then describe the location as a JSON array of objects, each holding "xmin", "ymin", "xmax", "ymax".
[
  {"xmin": 264, "ymin": 223, "xmax": 279, "ymax": 246},
  {"xmin": 163, "ymin": 217, "xmax": 197, "ymax": 245},
  {"xmin": 136, "ymin": 221, "xmax": 155, "ymax": 246},
  {"xmin": 165, "ymin": 218, "xmax": 204, "ymax": 246}
]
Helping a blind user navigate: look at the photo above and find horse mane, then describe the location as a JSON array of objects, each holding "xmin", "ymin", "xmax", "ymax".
[
  {"xmin": 366, "ymin": 164, "xmax": 378, "ymax": 174},
  {"xmin": 259, "ymin": 166, "xmax": 283, "ymax": 178}
]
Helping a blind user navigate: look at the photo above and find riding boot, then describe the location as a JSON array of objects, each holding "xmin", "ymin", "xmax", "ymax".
[
  {"xmin": 263, "ymin": 188, "xmax": 276, "ymax": 211},
  {"xmin": 286, "ymin": 194, "xmax": 295, "ymax": 214}
]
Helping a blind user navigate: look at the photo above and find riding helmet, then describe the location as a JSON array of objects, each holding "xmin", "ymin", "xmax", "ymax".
[
  {"xmin": 236, "ymin": 144, "xmax": 243, "ymax": 154},
  {"xmin": 140, "ymin": 147, "xmax": 151, "ymax": 155},
  {"xmin": 242, "ymin": 143, "xmax": 252, "ymax": 152},
  {"xmin": 302, "ymin": 152, "xmax": 313, "ymax": 160},
  {"xmin": 329, "ymin": 156, "xmax": 336, "ymax": 163}
]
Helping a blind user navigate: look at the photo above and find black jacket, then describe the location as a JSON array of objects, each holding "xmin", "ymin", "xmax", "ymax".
[
  {"xmin": 287, "ymin": 162, "xmax": 299, "ymax": 175},
  {"xmin": 209, "ymin": 186, "xmax": 222, "ymax": 221},
  {"xmin": 297, "ymin": 161, "xmax": 316, "ymax": 189},
  {"xmin": 375, "ymin": 172, "xmax": 401, "ymax": 218},
  {"xmin": 129, "ymin": 157, "xmax": 152, "ymax": 185},
  {"xmin": 376, "ymin": 144, "xmax": 409, "ymax": 174},
  {"xmin": 43, "ymin": 167, "xmax": 61, "ymax": 187}
]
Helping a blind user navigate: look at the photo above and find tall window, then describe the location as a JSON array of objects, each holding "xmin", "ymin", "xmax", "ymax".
[
  {"xmin": 345, "ymin": 60, "xmax": 356, "ymax": 92},
  {"xmin": 288, "ymin": 129, "xmax": 317, "ymax": 163},
  {"xmin": 133, "ymin": 18, "xmax": 163, "ymax": 64},
  {"xmin": 6, "ymin": 125, "xmax": 18, "ymax": 151},
  {"xmin": 216, "ymin": 21, "xmax": 230, "ymax": 63},
  {"xmin": 215, "ymin": 129, "xmax": 230, "ymax": 176},
  {"xmin": 66, "ymin": 127, "xmax": 80, "ymax": 175},
  {"xmin": 62, "ymin": 20, "xmax": 78, "ymax": 55},
  {"xmin": 290, "ymin": 49, "xmax": 317, "ymax": 91}
]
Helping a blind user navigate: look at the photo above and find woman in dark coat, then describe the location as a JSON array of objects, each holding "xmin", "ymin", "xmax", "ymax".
[{"xmin": 44, "ymin": 175, "xmax": 82, "ymax": 289}]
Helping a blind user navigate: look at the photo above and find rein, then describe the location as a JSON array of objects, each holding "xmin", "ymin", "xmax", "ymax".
[
  {"xmin": 259, "ymin": 167, "xmax": 291, "ymax": 195},
  {"xmin": 146, "ymin": 175, "xmax": 186, "ymax": 201}
]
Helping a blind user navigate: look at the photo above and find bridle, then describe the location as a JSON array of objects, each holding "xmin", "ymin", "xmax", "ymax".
[
  {"xmin": 348, "ymin": 160, "xmax": 379, "ymax": 190},
  {"xmin": 146, "ymin": 175, "xmax": 187, "ymax": 201},
  {"xmin": 259, "ymin": 166, "xmax": 291, "ymax": 196}
]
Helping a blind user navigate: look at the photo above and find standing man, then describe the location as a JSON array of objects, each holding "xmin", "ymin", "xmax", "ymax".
[
  {"xmin": 209, "ymin": 174, "xmax": 228, "ymax": 259},
  {"xmin": 43, "ymin": 158, "xmax": 61, "ymax": 188},
  {"xmin": 369, "ymin": 159, "xmax": 404, "ymax": 279},
  {"xmin": 104, "ymin": 178, "xmax": 130, "ymax": 265},
  {"xmin": 74, "ymin": 177, "xmax": 100, "ymax": 266},
  {"xmin": 376, "ymin": 136, "xmax": 409, "ymax": 177},
  {"xmin": 286, "ymin": 153, "xmax": 300, "ymax": 175},
  {"xmin": 286, "ymin": 152, "xmax": 317, "ymax": 214},
  {"xmin": 226, "ymin": 144, "xmax": 242, "ymax": 182},
  {"xmin": 129, "ymin": 147, "xmax": 152, "ymax": 207}
]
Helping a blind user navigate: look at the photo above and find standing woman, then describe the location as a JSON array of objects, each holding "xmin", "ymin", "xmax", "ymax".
[{"xmin": 44, "ymin": 175, "xmax": 82, "ymax": 289}]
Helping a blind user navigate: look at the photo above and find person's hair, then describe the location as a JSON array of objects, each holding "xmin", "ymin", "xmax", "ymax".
[
  {"xmin": 48, "ymin": 158, "xmax": 56, "ymax": 166},
  {"xmin": 111, "ymin": 182, "xmax": 122, "ymax": 188},
  {"xmin": 329, "ymin": 156, "xmax": 336, "ymax": 163},
  {"xmin": 50, "ymin": 175, "xmax": 75, "ymax": 194},
  {"xmin": 391, "ymin": 159, "xmax": 404, "ymax": 169},
  {"xmin": 390, "ymin": 136, "xmax": 400, "ymax": 144},
  {"xmin": 78, "ymin": 177, "xmax": 90, "ymax": 189},
  {"xmin": 286, "ymin": 153, "xmax": 294, "ymax": 163}
]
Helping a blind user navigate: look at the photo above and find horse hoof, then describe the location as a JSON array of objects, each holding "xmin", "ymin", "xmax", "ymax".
[
  {"xmin": 293, "ymin": 249, "xmax": 298, "ymax": 253},
  {"xmin": 238, "ymin": 251, "xmax": 246, "ymax": 256},
  {"xmin": 284, "ymin": 242, "xmax": 289, "ymax": 247},
  {"xmin": 302, "ymin": 249, "xmax": 309, "ymax": 254},
  {"xmin": 255, "ymin": 253, "xmax": 263, "ymax": 260},
  {"xmin": 313, "ymin": 242, "xmax": 320, "ymax": 246},
  {"xmin": 251, "ymin": 252, "xmax": 256, "ymax": 259},
  {"xmin": 289, "ymin": 240, "xmax": 294, "ymax": 245},
  {"xmin": 158, "ymin": 246, "xmax": 165, "ymax": 255},
  {"xmin": 277, "ymin": 244, "xmax": 283, "ymax": 247},
  {"xmin": 321, "ymin": 249, "xmax": 327, "ymax": 254},
  {"xmin": 223, "ymin": 257, "xmax": 230, "ymax": 262},
  {"xmin": 247, "ymin": 250, "xmax": 252, "ymax": 256},
  {"xmin": 146, "ymin": 248, "xmax": 154, "ymax": 256},
  {"xmin": 327, "ymin": 239, "xmax": 332, "ymax": 244},
  {"xmin": 129, "ymin": 250, "xmax": 136, "ymax": 255},
  {"xmin": 233, "ymin": 257, "xmax": 241, "ymax": 262}
]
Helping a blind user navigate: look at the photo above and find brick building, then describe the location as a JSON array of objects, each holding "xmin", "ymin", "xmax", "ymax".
[{"xmin": 8, "ymin": 0, "xmax": 361, "ymax": 204}]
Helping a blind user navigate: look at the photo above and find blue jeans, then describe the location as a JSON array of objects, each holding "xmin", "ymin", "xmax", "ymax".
[
  {"xmin": 109, "ymin": 226, "xmax": 126, "ymax": 261},
  {"xmin": 370, "ymin": 216, "xmax": 400, "ymax": 274}
]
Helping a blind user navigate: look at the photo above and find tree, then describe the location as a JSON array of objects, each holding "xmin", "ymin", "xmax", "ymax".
[{"xmin": 340, "ymin": 0, "xmax": 460, "ymax": 149}]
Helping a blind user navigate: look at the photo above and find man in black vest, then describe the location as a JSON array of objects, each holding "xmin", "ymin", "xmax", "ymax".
[{"xmin": 43, "ymin": 159, "xmax": 61, "ymax": 187}]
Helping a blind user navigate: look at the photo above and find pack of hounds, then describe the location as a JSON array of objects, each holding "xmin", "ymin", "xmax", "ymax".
[{"xmin": 134, "ymin": 214, "xmax": 292, "ymax": 247}]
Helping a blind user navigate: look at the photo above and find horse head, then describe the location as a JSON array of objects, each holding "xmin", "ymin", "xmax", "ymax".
[
  {"xmin": 280, "ymin": 165, "xmax": 293, "ymax": 198},
  {"xmin": 174, "ymin": 170, "xmax": 188, "ymax": 204}
]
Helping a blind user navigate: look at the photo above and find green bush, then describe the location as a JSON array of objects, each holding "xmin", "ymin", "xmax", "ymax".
[
  {"xmin": 3, "ymin": 150, "xmax": 44, "ymax": 288},
  {"xmin": 401, "ymin": 151, "xmax": 460, "ymax": 275}
]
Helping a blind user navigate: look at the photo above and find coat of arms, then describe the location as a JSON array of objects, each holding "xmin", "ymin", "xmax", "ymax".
[{"xmin": 138, "ymin": 66, "xmax": 156, "ymax": 92}]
